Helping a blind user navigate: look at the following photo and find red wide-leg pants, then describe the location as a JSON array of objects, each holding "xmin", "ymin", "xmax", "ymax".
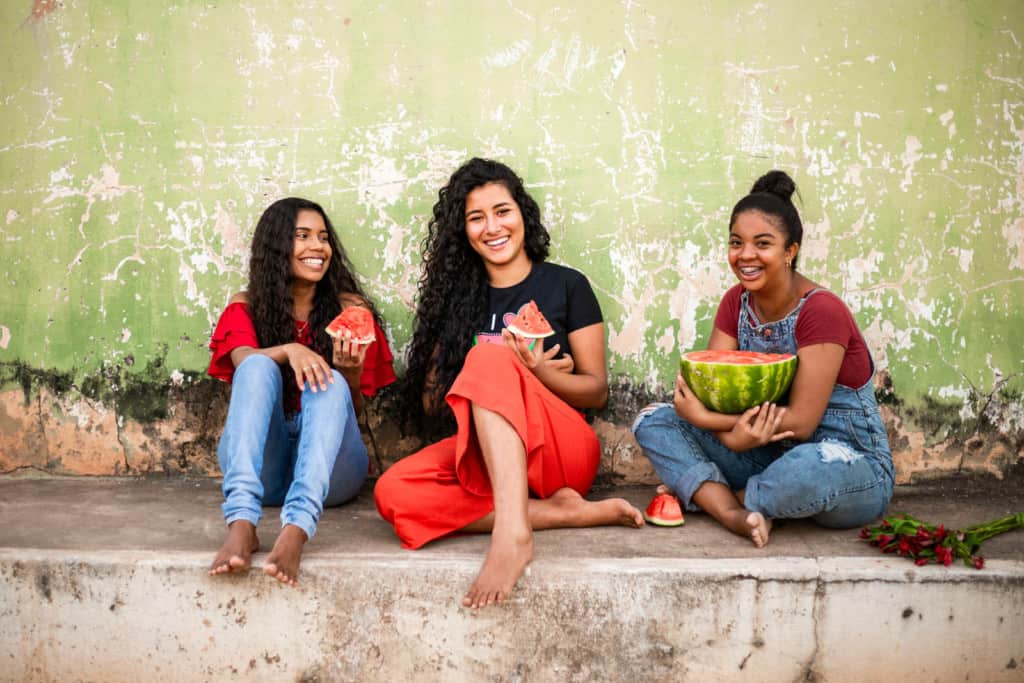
[{"xmin": 374, "ymin": 343, "xmax": 600, "ymax": 549}]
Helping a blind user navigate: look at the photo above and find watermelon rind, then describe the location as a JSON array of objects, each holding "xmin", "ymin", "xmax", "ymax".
[
  {"xmin": 643, "ymin": 493, "xmax": 685, "ymax": 527},
  {"xmin": 506, "ymin": 324, "xmax": 554, "ymax": 339},
  {"xmin": 327, "ymin": 329, "xmax": 376, "ymax": 344},
  {"xmin": 644, "ymin": 512, "xmax": 685, "ymax": 527},
  {"xmin": 679, "ymin": 351, "xmax": 797, "ymax": 414}
]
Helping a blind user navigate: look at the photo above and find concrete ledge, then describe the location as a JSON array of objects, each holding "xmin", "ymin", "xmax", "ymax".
[
  {"xmin": 4, "ymin": 550, "xmax": 1023, "ymax": 682},
  {"xmin": 1, "ymin": 478, "xmax": 1022, "ymax": 681}
]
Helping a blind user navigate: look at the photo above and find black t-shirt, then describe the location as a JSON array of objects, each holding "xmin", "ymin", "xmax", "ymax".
[{"xmin": 474, "ymin": 261, "xmax": 603, "ymax": 358}]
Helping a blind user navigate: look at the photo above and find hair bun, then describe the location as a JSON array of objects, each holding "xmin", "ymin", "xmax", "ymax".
[{"xmin": 750, "ymin": 170, "xmax": 796, "ymax": 202}]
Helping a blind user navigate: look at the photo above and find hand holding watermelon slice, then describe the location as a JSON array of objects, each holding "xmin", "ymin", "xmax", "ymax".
[
  {"xmin": 502, "ymin": 300, "xmax": 563, "ymax": 372},
  {"xmin": 325, "ymin": 306, "xmax": 376, "ymax": 345},
  {"xmin": 506, "ymin": 300, "xmax": 555, "ymax": 339}
]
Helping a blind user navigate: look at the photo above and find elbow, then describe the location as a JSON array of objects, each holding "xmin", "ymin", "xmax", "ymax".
[
  {"xmin": 586, "ymin": 378, "xmax": 609, "ymax": 410},
  {"xmin": 791, "ymin": 425, "xmax": 816, "ymax": 442}
]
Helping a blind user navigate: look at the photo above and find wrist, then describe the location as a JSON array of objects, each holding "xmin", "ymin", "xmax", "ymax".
[{"xmin": 685, "ymin": 404, "xmax": 710, "ymax": 428}]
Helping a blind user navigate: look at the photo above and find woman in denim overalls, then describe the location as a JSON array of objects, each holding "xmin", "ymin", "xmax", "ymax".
[{"xmin": 633, "ymin": 171, "xmax": 894, "ymax": 547}]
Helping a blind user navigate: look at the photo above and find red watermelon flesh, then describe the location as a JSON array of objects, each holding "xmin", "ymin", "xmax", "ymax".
[
  {"xmin": 643, "ymin": 492, "xmax": 685, "ymax": 527},
  {"xmin": 506, "ymin": 300, "xmax": 554, "ymax": 339},
  {"xmin": 325, "ymin": 306, "xmax": 376, "ymax": 344},
  {"xmin": 680, "ymin": 349, "xmax": 797, "ymax": 414}
]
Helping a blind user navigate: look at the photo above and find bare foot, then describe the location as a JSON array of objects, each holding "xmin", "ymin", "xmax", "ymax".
[
  {"xmin": 209, "ymin": 520, "xmax": 259, "ymax": 576},
  {"xmin": 546, "ymin": 487, "xmax": 645, "ymax": 528},
  {"xmin": 462, "ymin": 529, "xmax": 535, "ymax": 609},
  {"xmin": 263, "ymin": 524, "xmax": 307, "ymax": 587},
  {"xmin": 717, "ymin": 508, "xmax": 773, "ymax": 548},
  {"xmin": 746, "ymin": 512, "xmax": 772, "ymax": 548}
]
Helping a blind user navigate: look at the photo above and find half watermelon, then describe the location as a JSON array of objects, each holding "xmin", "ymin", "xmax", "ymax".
[
  {"xmin": 680, "ymin": 349, "xmax": 797, "ymax": 414},
  {"xmin": 643, "ymin": 492, "xmax": 685, "ymax": 527},
  {"xmin": 325, "ymin": 306, "xmax": 376, "ymax": 344},
  {"xmin": 506, "ymin": 300, "xmax": 554, "ymax": 339}
]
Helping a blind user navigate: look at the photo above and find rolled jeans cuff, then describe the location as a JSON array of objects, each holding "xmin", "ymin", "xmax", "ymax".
[
  {"xmin": 281, "ymin": 510, "xmax": 317, "ymax": 541},
  {"xmin": 677, "ymin": 461, "xmax": 729, "ymax": 511},
  {"xmin": 224, "ymin": 509, "xmax": 261, "ymax": 529}
]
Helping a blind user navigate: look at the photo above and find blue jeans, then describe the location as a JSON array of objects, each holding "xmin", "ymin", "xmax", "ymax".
[
  {"xmin": 632, "ymin": 404, "xmax": 892, "ymax": 528},
  {"xmin": 217, "ymin": 354, "xmax": 368, "ymax": 539}
]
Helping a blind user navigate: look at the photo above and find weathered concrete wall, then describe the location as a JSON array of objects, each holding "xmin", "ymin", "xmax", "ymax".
[
  {"xmin": 1, "ymin": 1, "xmax": 1022, "ymax": 481},
  {"xmin": 3, "ymin": 551, "xmax": 1023, "ymax": 682}
]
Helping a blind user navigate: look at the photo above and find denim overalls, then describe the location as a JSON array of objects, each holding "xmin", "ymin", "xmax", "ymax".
[{"xmin": 633, "ymin": 289, "xmax": 894, "ymax": 528}]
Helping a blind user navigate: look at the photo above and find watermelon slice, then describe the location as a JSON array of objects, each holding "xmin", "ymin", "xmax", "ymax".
[
  {"xmin": 643, "ymin": 492, "xmax": 685, "ymax": 527},
  {"xmin": 325, "ymin": 306, "xmax": 376, "ymax": 344},
  {"xmin": 679, "ymin": 349, "xmax": 797, "ymax": 414},
  {"xmin": 506, "ymin": 300, "xmax": 554, "ymax": 339}
]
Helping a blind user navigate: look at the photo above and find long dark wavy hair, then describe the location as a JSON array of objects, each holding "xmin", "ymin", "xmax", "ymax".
[
  {"xmin": 402, "ymin": 158, "xmax": 551, "ymax": 431},
  {"xmin": 247, "ymin": 197, "xmax": 376, "ymax": 407}
]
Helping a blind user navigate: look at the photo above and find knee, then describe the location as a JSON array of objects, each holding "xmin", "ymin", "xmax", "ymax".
[
  {"xmin": 231, "ymin": 355, "xmax": 282, "ymax": 398},
  {"xmin": 327, "ymin": 370, "xmax": 354, "ymax": 405},
  {"xmin": 631, "ymin": 403, "xmax": 677, "ymax": 443},
  {"xmin": 305, "ymin": 370, "xmax": 354, "ymax": 408},
  {"xmin": 373, "ymin": 467, "xmax": 402, "ymax": 523},
  {"xmin": 235, "ymin": 354, "xmax": 280, "ymax": 383}
]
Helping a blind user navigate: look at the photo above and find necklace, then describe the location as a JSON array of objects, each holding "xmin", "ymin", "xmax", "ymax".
[
  {"xmin": 295, "ymin": 319, "xmax": 310, "ymax": 337},
  {"xmin": 752, "ymin": 284, "xmax": 801, "ymax": 324}
]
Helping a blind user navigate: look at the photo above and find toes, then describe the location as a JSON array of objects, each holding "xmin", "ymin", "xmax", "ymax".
[
  {"xmin": 265, "ymin": 566, "xmax": 296, "ymax": 587},
  {"xmin": 463, "ymin": 586, "xmax": 488, "ymax": 609}
]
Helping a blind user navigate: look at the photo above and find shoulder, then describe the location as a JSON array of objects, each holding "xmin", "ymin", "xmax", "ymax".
[
  {"xmin": 712, "ymin": 284, "xmax": 744, "ymax": 331},
  {"xmin": 803, "ymin": 289, "xmax": 854, "ymax": 318},
  {"xmin": 228, "ymin": 291, "xmax": 249, "ymax": 305},
  {"xmin": 537, "ymin": 261, "xmax": 591, "ymax": 286},
  {"xmin": 796, "ymin": 289, "xmax": 861, "ymax": 344},
  {"xmin": 719, "ymin": 284, "xmax": 744, "ymax": 307}
]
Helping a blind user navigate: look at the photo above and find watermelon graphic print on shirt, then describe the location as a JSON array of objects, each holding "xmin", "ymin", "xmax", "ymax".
[
  {"xmin": 472, "ymin": 262, "xmax": 604, "ymax": 359},
  {"xmin": 474, "ymin": 309, "xmax": 524, "ymax": 347}
]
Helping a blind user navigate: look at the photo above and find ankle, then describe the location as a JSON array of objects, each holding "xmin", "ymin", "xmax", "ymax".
[
  {"xmin": 492, "ymin": 523, "xmax": 533, "ymax": 546},
  {"xmin": 227, "ymin": 520, "xmax": 256, "ymax": 536}
]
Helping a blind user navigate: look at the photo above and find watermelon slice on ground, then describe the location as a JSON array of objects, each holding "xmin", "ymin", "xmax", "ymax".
[
  {"xmin": 643, "ymin": 492, "xmax": 685, "ymax": 527},
  {"xmin": 325, "ymin": 306, "xmax": 376, "ymax": 344},
  {"xmin": 679, "ymin": 349, "xmax": 797, "ymax": 414},
  {"xmin": 506, "ymin": 300, "xmax": 554, "ymax": 339}
]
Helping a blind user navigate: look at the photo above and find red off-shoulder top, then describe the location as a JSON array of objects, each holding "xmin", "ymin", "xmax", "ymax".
[{"xmin": 207, "ymin": 302, "xmax": 397, "ymax": 399}]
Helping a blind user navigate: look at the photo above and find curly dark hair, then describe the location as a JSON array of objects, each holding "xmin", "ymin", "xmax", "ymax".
[
  {"xmin": 402, "ymin": 158, "xmax": 550, "ymax": 430},
  {"xmin": 246, "ymin": 197, "xmax": 377, "ymax": 407}
]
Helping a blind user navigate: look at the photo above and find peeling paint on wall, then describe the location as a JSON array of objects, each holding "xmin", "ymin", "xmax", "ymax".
[{"xmin": 1, "ymin": 2, "xmax": 1022, "ymax": 480}]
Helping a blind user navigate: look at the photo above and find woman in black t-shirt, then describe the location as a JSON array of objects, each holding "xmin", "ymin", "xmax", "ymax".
[{"xmin": 375, "ymin": 158, "xmax": 643, "ymax": 609}]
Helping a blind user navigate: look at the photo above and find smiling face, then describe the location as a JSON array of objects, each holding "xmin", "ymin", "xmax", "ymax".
[
  {"xmin": 728, "ymin": 210, "xmax": 799, "ymax": 291},
  {"xmin": 290, "ymin": 208, "xmax": 332, "ymax": 283},
  {"xmin": 464, "ymin": 181, "xmax": 531, "ymax": 283}
]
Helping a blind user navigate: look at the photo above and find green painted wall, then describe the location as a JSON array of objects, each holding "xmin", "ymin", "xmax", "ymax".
[{"xmin": 2, "ymin": 2, "xmax": 1022, "ymax": 442}]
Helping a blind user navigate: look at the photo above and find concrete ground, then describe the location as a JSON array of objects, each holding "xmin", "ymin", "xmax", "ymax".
[
  {"xmin": 1, "ymin": 475, "xmax": 1022, "ymax": 561},
  {"xmin": 2, "ymin": 474, "xmax": 1023, "ymax": 682}
]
